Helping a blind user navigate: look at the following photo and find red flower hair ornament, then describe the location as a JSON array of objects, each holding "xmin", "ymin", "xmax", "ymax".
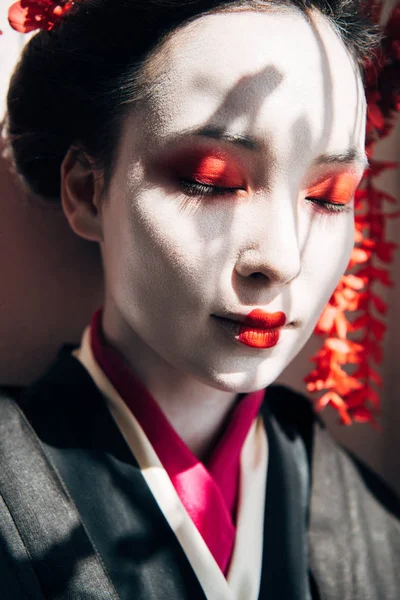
[
  {"xmin": 306, "ymin": 1, "xmax": 400, "ymax": 427},
  {"xmin": 8, "ymin": 0, "xmax": 74, "ymax": 33},
  {"xmin": 2, "ymin": 0, "xmax": 400, "ymax": 427}
]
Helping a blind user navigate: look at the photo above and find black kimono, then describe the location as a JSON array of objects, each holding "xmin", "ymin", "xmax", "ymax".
[{"xmin": 1, "ymin": 345, "xmax": 400, "ymax": 600}]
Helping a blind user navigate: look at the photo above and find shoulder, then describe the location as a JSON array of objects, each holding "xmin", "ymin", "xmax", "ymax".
[
  {"xmin": 266, "ymin": 385, "xmax": 400, "ymax": 598},
  {"xmin": 16, "ymin": 347, "xmax": 104, "ymax": 427},
  {"xmin": 266, "ymin": 383, "xmax": 400, "ymax": 515},
  {"xmin": 312, "ymin": 421, "xmax": 400, "ymax": 520},
  {"xmin": 0, "ymin": 348, "xmax": 113, "ymax": 456},
  {"xmin": 267, "ymin": 384, "xmax": 400, "ymax": 518},
  {"xmin": 310, "ymin": 423, "xmax": 400, "ymax": 598}
]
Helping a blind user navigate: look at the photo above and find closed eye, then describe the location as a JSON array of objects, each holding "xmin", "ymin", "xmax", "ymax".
[
  {"xmin": 306, "ymin": 197, "xmax": 352, "ymax": 214},
  {"xmin": 179, "ymin": 179, "xmax": 354, "ymax": 212},
  {"xmin": 179, "ymin": 179, "xmax": 244, "ymax": 197}
]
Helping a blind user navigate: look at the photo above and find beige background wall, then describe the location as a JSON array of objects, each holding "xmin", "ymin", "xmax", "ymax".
[{"xmin": 0, "ymin": 1, "xmax": 399, "ymax": 492}]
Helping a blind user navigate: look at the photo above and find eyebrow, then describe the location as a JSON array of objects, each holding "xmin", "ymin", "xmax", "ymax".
[
  {"xmin": 171, "ymin": 126, "xmax": 369, "ymax": 169},
  {"xmin": 313, "ymin": 149, "xmax": 369, "ymax": 170},
  {"xmin": 174, "ymin": 125, "xmax": 261, "ymax": 151}
]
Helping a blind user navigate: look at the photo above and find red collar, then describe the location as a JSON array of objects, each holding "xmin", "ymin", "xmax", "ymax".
[{"xmin": 90, "ymin": 309, "xmax": 264, "ymax": 574}]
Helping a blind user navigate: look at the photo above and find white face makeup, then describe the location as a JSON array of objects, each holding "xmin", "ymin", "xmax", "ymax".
[{"xmin": 99, "ymin": 9, "xmax": 366, "ymax": 393}]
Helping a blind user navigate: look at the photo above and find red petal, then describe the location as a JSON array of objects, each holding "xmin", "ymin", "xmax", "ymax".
[
  {"xmin": 341, "ymin": 274, "xmax": 365, "ymax": 290},
  {"xmin": 325, "ymin": 338, "xmax": 350, "ymax": 353},
  {"xmin": 367, "ymin": 104, "xmax": 385, "ymax": 129},
  {"xmin": 375, "ymin": 241, "xmax": 398, "ymax": 262},
  {"xmin": 8, "ymin": 2, "xmax": 37, "ymax": 32},
  {"xmin": 370, "ymin": 267, "xmax": 393, "ymax": 287},
  {"xmin": 368, "ymin": 160, "xmax": 398, "ymax": 176},
  {"xmin": 350, "ymin": 247, "xmax": 371, "ymax": 265},
  {"xmin": 350, "ymin": 406, "xmax": 375, "ymax": 424},
  {"xmin": 334, "ymin": 311, "xmax": 348, "ymax": 340},
  {"xmin": 371, "ymin": 294, "xmax": 387, "ymax": 315},
  {"xmin": 316, "ymin": 305, "xmax": 337, "ymax": 333}
]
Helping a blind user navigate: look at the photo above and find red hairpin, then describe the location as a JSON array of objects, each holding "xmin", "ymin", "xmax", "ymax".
[{"xmin": 8, "ymin": 0, "xmax": 75, "ymax": 33}]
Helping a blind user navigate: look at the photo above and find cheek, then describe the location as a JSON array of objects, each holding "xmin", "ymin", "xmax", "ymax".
[
  {"xmin": 106, "ymin": 187, "xmax": 233, "ymax": 308},
  {"xmin": 300, "ymin": 216, "xmax": 354, "ymax": 308}
]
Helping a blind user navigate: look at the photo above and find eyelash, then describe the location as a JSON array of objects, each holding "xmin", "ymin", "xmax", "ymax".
[
  {"xmin": 305, "ymin": 197, "xmax": 351, "ymax": 214},
  {"xmin": 179, "ymin": 179, "xmax": 242, "ymax": 197},
  {"xmin": 179, "ymin": 179, "xmax": 351, "ymax": 214}
]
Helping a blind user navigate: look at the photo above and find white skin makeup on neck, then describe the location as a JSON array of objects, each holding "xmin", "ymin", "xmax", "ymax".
[{"xmin": 62, "ymin": 8, "xmax": 367, "ymax": 459}]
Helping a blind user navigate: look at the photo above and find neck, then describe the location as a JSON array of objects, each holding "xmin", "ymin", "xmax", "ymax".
[{"xmin": 102, "ymin": 302, "xmax": 238, "ymax": 460}]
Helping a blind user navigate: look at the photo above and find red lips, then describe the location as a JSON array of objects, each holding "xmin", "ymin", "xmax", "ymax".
[{"xmin": 238, "ymin": 309, "xmax": 287, "ymax": 349}]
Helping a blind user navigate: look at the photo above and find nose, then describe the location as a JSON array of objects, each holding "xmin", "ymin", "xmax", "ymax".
[{"xmin": 234, "ymin": 200, "xmax": 301, "ymax": 287}]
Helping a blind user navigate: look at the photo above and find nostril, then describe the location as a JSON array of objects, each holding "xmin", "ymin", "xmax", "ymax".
[{"xmin": 250, "ymin": 272, "xmax": 267, "ymax": 281}]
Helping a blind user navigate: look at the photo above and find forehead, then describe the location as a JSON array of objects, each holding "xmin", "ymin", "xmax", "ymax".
[{"xmin": 140, "ymin": 9, "xmax": 366, "ymax": 166}]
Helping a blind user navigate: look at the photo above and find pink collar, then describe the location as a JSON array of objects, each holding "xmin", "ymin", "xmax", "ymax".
[{"xmin": 90, "ymin": 309, "xmax": 264, "ymax": 574}]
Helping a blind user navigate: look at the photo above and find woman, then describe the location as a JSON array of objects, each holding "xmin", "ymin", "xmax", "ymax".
[{"xmin": 1, "ymin": 1, "xmax": 400, "ymax": 598}]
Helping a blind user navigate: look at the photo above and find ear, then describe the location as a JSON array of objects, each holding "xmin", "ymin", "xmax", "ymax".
[{"xmin": 61, "ymin": 148, "xmax": 104, "ymax": 243}]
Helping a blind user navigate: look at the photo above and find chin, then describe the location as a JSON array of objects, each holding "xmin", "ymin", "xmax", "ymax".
[
  {"xmin": 192, "ymin": 333, "xmax": 309, "ymax": 394},
  {"xmin": 196, "ymin": 357, "xmax": 289, "ymax": 394}
]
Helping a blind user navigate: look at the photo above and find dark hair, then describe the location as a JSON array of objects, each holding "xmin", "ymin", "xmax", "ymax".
[{"xmin": 6, "ymin": 0, "xmax": 380, "ymax": 201}]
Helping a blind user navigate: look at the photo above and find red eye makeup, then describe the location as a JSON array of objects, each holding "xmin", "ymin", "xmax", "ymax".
[
  {"xmin": 158, "ymin": 146, "xmax": 247, "ymax": 194},
  {"xmin": 179, "ymin": 152, "xmax": 246, "ymax": 188},
  {"xmin": 306, "ymin": 173, "xmax": 359, "ymax": 205}
]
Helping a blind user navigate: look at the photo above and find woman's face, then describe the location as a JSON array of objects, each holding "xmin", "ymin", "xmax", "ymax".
[{"xmin": 98, "ymin": 9, "xmax": 366, "ymax": 392}]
